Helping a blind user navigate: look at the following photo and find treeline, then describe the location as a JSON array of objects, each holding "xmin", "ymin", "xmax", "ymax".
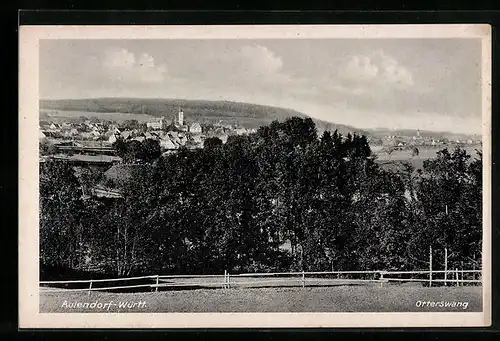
[{"xmin": 39, "ymin": 117, "xmax": 482, "ymax": 279}]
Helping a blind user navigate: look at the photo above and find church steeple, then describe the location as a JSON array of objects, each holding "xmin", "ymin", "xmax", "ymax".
[{"xmin": 177, "ymin": 106, "xmax": 184, "ymax": 126}]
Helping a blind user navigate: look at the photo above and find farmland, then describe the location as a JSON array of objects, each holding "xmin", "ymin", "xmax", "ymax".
[
  {"xmin": 40, "ymin": 109, "xmax": 156, "ymax": 123},
  {"xmin": 372, "ymin": 146, "xmax": 482, "ymax": 171},
  {"xmin": 40, "ymin": 285, "xmax": 482, "ymax": 313}
]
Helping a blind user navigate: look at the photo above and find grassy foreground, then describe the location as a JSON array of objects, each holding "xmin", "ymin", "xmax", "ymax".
[{"xmin": 40, "ymin": 285, "xmax": 482, "ymax": 313}]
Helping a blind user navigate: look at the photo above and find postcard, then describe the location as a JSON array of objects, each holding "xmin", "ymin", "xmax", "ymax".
[{"xmin": 19, "ymin": 24, "xmax": 491, "ymax": 328}]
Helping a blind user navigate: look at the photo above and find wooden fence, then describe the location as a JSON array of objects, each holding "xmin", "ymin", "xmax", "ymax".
[{"xmin": 39, "ymin": 269, "xmax": 482, "ymax": 294}]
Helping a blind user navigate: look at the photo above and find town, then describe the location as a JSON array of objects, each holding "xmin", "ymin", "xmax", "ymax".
[
  {"xmin": 39, "ymin": 107, "xmax": 258, "ymax": 200},
  {"xmin": 40, "ymin": 107, "xmax": 258, "ymax": 154}
]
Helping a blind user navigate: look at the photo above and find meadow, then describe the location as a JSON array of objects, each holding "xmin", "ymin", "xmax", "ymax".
[
  {"xmin": 372, "ymin": 146, "xmax": 481, "ymax": 172},
  {"xmin": 40, "ymin": 109, "xmax": 156, "ymax": 123},
  {"xmin": 40, "ymin": 285, "xmax": 482, "ymax": 313}
]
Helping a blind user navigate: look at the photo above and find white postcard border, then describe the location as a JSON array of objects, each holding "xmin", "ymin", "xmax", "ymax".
[{"xmin": 19, "ymin": 24, "xmax": 492, "ymax": 328}]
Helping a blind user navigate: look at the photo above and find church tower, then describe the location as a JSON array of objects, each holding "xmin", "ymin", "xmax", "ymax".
[{"xmin": 178, "ymin": 107, "xmax": 184, "ymax": 126}]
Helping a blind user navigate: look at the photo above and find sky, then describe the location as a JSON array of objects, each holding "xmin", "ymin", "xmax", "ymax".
[{"xmin": 39, "ymin": 39, "xmax": 483, "ymax": 134}]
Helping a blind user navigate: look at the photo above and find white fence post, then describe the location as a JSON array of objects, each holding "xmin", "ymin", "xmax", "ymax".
[
  {"xmin": 444, "ymin": 247, "xmax": 448, "ymax": 286},
  {"xmin": 155, "ymin": 275, "xmax": 159, "ymax": 292},
  {"xmin": 302, "ymin": 271, "xmax": 305, "ymax": 288},
  {"xmin": 455, "ymin": 268, "xmax": 459, "ymax": 286},
  {"xmin": 227, "ymin": 272, "xmax": 230, "ymax": 289},
  {"xmin": 88, "ymin": 280, "xmax": 93, "ymax": 297},
  {"xmin": 224, "ymin": 270, "xmax": 227, "ymax": 289},
  {"xmin": 429, "ymin": 246, "xmax": 433, "ymax": 287}
]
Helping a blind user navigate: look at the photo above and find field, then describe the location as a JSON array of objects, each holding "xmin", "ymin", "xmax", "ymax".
[
  {"xmin": 372, "ymin": 146, "xmax": 481, "ymax": 171},
  {"xmin": 40, "ymin": 285, "xmax": 482, "ymax": 313},
  {"xmin": 40, "ymin": 109, "xmax": 156, "ymax": 123}
]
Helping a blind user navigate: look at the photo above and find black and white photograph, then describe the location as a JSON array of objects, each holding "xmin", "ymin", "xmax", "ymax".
[{"xmin": 19, "ymin": 24, "xmax": 491, "ymax": 328}]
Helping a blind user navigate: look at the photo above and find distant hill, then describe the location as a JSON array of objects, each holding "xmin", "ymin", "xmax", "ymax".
[{"xmin": 39, "ymin": 98, "xmax": 369, "ymax": 135}]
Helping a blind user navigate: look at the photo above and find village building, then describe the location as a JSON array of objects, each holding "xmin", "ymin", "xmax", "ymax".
[
  {"xmin": 144, "ymin": 132, "xmax": 156, "ymax": 140},
  {"xmin": 146, "ymin": 117, "xmax": 164, "ymax": 130},
  {"xmin": 107, "ymin": 133, "xmax": 118, "ymax": 144},
  {"xmin": 61, "ymin": 122, "xmax": 72, "ymax": 130},
  {"xmin": 90, "ymin": 130, "xmax": 101, "ymax": 139},
  {"xmin": 169, "ymin": 107, "xmax": 188, "ymax": 131},
  {"xmin": 160, "ymin": 136, "xmax": 177, "ymax": 150},
  {"xmin": 235, "ymin": 127, "xmax": 248, "ymax": 135},
  {"xmin": 120, "ymin": 131, "xmax": 133, "ymax": 140},
  {"xmin": 189, "ymin": 122, "xmax": 202, "ymax": 134},
  {"xmin": 219, "ymin": 134, "xmax": 229, "ymax": 144}
]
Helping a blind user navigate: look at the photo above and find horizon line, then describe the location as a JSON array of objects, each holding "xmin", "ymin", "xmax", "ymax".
[{"xmin": 38, "ymin": 97, "xmax": 481, "ymax": 136}]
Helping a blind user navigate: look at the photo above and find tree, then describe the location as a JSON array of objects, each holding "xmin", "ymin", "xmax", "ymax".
[
  {"xmin": 412, "ymin": 148, "xmax": 481, "ymax": 271},
  {"xmin": 122, "ymin": 119, "xmax": 140, "ymax": 131},
  {"xmin": 40, "ymin": 116, "xmax": 483, "ymax": 278},
  {"xmin": 204, "ymin": 137, "xmax": 223, "ymax": 149},
  {"xmin": 142, "ymin": 138, "xmax": 161, "ymax": 163},
  {"xmin": 39, "ymin": 139, "xmax": 58, "ymax": 156},
  {"xmin": 39, "ymin": 161, "xmax": 88, "ymax": 272}
]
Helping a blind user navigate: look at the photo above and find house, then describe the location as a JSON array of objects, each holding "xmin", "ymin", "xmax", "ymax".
[
  {"xmin": 121, "ymin": 131, "xmax": 133, "ymax": 140},
  {"xmin": 146, "ymin": 117, "xmax": 164, "ymax": 130},
  {"xmin": 178, "ymin": 133, "xmax": 188, "ymax": 145},
  {"xmin": 153, "ymin": 131, "xmax": 165, "ymax": 138},
  {"xmin": 144, "ymin": 132, "xmax": 160, "ymax": 140},
  {"xmin": 62, "ymin": 131, "xmax": 73, "ymax": 138},
  {"xmin": 61, "ymin": 122, "xmax": 72, "ymax": 130},
  {"xmin": 80, "ymin": 132, "xmax": 92, "ymax": 139},
  {"xmin": 108, "ymin": 133, "xmax": 118, "ymax": 144},
  {"xmin": 109, "ymin": 127, "xmax": 121, "ymax": 135},
  {"xmin": 167, "ymin": 131, "xmax": 179, "ymax": 139},
  {"xmin": 167, "ymin": 131, "xmax": 181, "ymax": 145},
  {"xmin": 160, "ymin": 136, "xmax": 177, "ymax": 150},
  {"xmin": 189, "ymin": 122, "xmax": 202, "ymax": 134},
  {"xmin": 235, "ymin": 127, "xmax": 247, "ymax": 135},
  {"xmin": 219, "ymin": 134, "xmax": 229, "ymax": 144},
  {"xmin": 191, "ymin": 134, "xmax": 203, "ymax": 144}
]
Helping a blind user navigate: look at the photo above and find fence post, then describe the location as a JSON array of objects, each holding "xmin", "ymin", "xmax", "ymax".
[
  {"xmin": 455, "ymin": 268, "xmax": 459, "ymax": 286},
  {"xmin": 444, "ymin": 247, "xmax": 448, "ymax": 286},
  {"xmin": 429, "ymin": 246, "xmax": 433, "ymax": 287},
  {"xmin": 227, "ymin": 272, "xmax": 230, "ymax": 289},
  {"xmin": 461, "ymin": 269, "xmax": 464, "ymax": 287},
  {"xmin": 88, "ymin": 280, "xmax": 93, "ymax": 297},
  {"xmin": 380, "ymin": 271, "xmax": 384, "ymax": 288},
  {"xmin": 155, "ymin": 275, "xmax": 159, "ymax": 292},
  {"xmin": 302, "ymin": 271, "xmax": 305, "ymax": 288},
  {"xmin": 224, "ymin": 270, "xmax": 227, "ymax": 289}
]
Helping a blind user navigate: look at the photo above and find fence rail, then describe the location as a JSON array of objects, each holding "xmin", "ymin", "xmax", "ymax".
[{"xmin": 40, "ymin": 269, "xmax": 482, "ymax": 294}]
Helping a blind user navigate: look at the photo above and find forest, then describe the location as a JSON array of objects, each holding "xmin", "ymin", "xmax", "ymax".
[{"xmin": 39, "ymin": 117, "xmax": 482, "ymax": 280}]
